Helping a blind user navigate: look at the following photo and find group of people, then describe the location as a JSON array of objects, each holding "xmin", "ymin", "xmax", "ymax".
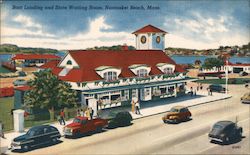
[
  {"xmin": 131, "ymin": 99, "xmax": 141, "ymax": 115},
  {"xmin": 58, "ymin": 107, "xmax": 95, "ymax": 126},
  {"xmin": 77, "ymin": 107, "xmax": 94, "ymax": 120}
]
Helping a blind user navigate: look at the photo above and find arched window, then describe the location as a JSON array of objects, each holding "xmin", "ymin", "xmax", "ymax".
[
  {"xmin": 104, "ymin": 72, "xmax": 117, "ymax": 81},
  {"xmin": 164, "ymin": 67, "xmax": 173, "ymax": 74},
  {"xmin": 137, "ymin": 69, "xmax": 148, "ymax": 77},
  {"xmin": 66, "ymin": 60, "xmax": 72, "ymax": 65}
]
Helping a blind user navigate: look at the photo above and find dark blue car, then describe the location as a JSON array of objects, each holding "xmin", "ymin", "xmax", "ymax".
[{"xmin": 11, "ymin": 125, "xmax": 61, "ymax": 152}]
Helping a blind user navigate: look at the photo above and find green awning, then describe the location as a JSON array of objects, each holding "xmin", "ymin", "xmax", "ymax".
[{"xmin": 82, "ymin": 77, "xmax": 197, "ymax": 94}]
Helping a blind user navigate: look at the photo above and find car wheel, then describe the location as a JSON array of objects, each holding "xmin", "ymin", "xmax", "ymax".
[
  {"xmin": 224, "ymin": 137, "xmax": 230, "ymax": 144},
  {"xmin": 22, "ymin": 145, "xmax": 30, "ymax": 152},
  {"xmin": 52, "ymin": 138, "xmax": 58, "ymax": 143},
  {"xmin": 174, "ymin": 119, "xmax": 179, "ymax": 124},
  {"xmin": 96, "ymin": 126, "xmax": 102, "ymax": 133}
]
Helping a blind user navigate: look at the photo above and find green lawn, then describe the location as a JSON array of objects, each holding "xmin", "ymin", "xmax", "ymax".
[
  {"xmin": 196, "ymin": 78, "xmax": 250, "ymax": 85},
  {"xmin": 0, "ymin": 97, "xmax": 14, "ymax": 131}
]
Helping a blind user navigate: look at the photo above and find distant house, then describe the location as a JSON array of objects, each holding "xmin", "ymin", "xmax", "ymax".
[
  {"xmin": 11, "ymin": 54, "xmax": 60, "ymax": 68},
  {"xmin": 226, "ymin": 61, "xmax": 250, "ymax": 74},
  {"xmin": 41, "ymin": 25, "xmax": 195, "ymax": 109}
]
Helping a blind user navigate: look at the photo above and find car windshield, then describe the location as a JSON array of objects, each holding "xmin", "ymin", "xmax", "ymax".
[
  {"xmin": 213, "ymin": 124, "xmax": 223, "ymax": 130},
  {"xmin": 170, "ymin": 108, "xmax": 179, "ymax": 112},
  {"xmin": 73, "ymin": 118, "xmax": 81, "ymax": 123},
  {"xmin": 27, "ymin": 129, "xmax": 35, "ymax": 136}
]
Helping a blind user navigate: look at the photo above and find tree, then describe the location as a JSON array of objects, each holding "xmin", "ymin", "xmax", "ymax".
[
  {"xmin": 202, "ymin": 58, "xmax": 224, "ymax": 69},
  {"xmin": 24, "ymin": 69, "xmax": 77, "ymax": 121}
]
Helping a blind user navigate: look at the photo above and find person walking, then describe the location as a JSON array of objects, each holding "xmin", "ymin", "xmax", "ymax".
[
  {"xmin": 210, "ymin": 89, "xmax": 213, "ymax": 96},
  {"xmin": 80, "ymin": 109, "xmax": 85, "ymax": 117},
  {"xmin": 77, "ymin": 109, "xmax": 80, "ymax": 117},
  {"xmin": 60, "ymin": 109, "xmax": 66, "ymax": 125},
  {"xmin": 0, "ymin": 121, "xmax": 5, "ymax": 139},
  {"xmin": 131, "ymin": 99, "xmax": 135, "ymax": 113},
  {"xmin": 207, "ymin": 87, "xmax": 210, "ymax": 96},
  {"xmin": 90, "ymin": 107, "xmax": 94, "ymax": 120},
  {"xmin": 135, "ymin": 100, "xmax": 141, "ymax": 115},
  {"xmin": 85, "ymin": 108, "xmax": 90, "ymax": 120}
]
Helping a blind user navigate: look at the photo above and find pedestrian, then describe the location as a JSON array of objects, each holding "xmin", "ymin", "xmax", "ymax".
[
  {"xmin": 80, "ymin": 109, "xmax": 85, "ymax": 117},
  {"xmin": 197, "ymin": 85, "xmax": 199, "ymax": 92},
  {"xmin": 135, "ymin": 100, "xmax": 141, "ymax": 115},
  {"xmin": 0, "ymin": 121, "xmax": 5, "ymax": 139},
  {"xmin": 77, "ymin": 109, "xmax": 80, "ymax": 116},
  {"xmin": 194, "ymin": 89, "xmax": 197, "ymax": 96},
  {"xmin": 207, "ymin": 87, "xmax": 210, "ymax": 96},
  {"xmin": 90, "ymin": 107, "xmax": 94, "ymax": 120},
  {"xmin": 210, "ymin": 89, "xmax": 213, "ymax": 96},
  {"xmin": 190, "ymin": 87, "xmax": 193, "ymax": 96},
  {"xmin": 131, "ymin": 99, "xmax": 135, "ymax": 113},
  {"xmin": 85, "ymin": 108, "xmax": 90, "ymax": 120},
  {"xmin": 60, "ymin": 109, "xmax": 66, "ymax": 125}
]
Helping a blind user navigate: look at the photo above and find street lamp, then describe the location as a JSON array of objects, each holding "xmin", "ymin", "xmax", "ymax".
[{"xmin": 225, "ymin": 59, "xmax": 229, "ymax": 94}]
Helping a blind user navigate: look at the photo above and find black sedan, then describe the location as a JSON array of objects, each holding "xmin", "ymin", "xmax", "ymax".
[
  {"xmin": 209, "ymin": 84, "xmax": 226, "ymax": 93},
  {"xmin": 11, "ymin": 125, "xmax": 61, "ymax": 152},
  {"xmin": 107, "ymin": 111, "xmax": 133, "ymax": 129},
  {"xmin": 208, "ymin": 121, "xmax": 242, "ymax": 144}
]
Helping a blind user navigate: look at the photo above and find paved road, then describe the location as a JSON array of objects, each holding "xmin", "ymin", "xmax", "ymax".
[{"xmin": 8, "ymin": 85, "xmax": 250, "ymax": 155}]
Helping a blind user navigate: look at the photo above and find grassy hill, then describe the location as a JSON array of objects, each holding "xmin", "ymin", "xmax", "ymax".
[{"xmin": 0, "ymin": 44, "xmax": 58, "ymax": 54}]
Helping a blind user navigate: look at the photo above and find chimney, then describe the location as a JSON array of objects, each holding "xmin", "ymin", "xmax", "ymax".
[{"xmin": 121, "ymin": 44, "xmax": 129, "ymax": 50}]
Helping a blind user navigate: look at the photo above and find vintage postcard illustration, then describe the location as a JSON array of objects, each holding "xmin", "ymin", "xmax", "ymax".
[{"xmin": 0, "ymin": 0, "xmax": 249, "ymax": 154}]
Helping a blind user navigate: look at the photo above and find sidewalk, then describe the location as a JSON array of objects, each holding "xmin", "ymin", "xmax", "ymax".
[
  {"xmin": 130, "ymin": 91, "xmax": 231, "ymax": 119},
  {"xmin": 0, "ymin": 91, "xmax": 231, "ymax": 154}
]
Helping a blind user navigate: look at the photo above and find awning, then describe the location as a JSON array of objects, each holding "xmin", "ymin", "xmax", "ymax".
[{"xmin": 82, "ymin": 77, "xmax": 196, "ymax": 94}]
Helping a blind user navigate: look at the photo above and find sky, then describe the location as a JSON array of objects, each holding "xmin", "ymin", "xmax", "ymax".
[{"xmin": 1, "ymin": 0, "xmax": 250, "ymax": 50}]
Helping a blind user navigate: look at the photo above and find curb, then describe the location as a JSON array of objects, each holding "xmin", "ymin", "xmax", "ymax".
[{"xmin": 132, "ymin": 95, "xmax": 232, "ymax": 120}]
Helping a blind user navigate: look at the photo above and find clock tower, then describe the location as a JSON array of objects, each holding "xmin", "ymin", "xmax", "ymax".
[{"xmin": 132, "ymin": 25, "xmax": 167, "ymax": 50}]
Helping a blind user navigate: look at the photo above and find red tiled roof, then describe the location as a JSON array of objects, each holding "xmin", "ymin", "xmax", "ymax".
[
  {"xmin": 42, "ymin": 50, "xmax": 185, "ymax": 82},
  {"xmin": 15, "ymin": 86, "xmax": 31, "ymax": 91},
  {"xmin": 225, "ymin": 61, "xmax": 250, "ymax": 66},
  {"xmin": 132, "ymin": 25, "xmax": 167, "ymax": 34},
  {"xmin": 12, "ymin": 54, "xmax": 60, "ymax": 60},
  {"xmin": 40, "ymin": 60, "xmax": 60, "ymax": 69}
]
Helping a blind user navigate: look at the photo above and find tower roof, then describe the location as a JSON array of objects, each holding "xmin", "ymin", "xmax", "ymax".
[{"xmin": 132, "ymin": 24, "xmax": 167, "ymax": 34}]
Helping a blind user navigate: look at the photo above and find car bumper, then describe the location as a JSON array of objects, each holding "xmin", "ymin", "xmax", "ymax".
[
  {"xmin": 11, "ymin": 144, "xmax": 21, "ymax": 150},
  {"xmin": 64, "ymin": 132, "xmax": 73, "ymax": 136},
  {"xmin": 164, "ymin": 119, "xmax": 178, "ymax": 123},
  {"xmin": 241, "ymin": 100, "xmax": 250, "ymax": 104},
  {"xmin": 209, "ymin": 137, "xmax": 223, "ymax": 142}
]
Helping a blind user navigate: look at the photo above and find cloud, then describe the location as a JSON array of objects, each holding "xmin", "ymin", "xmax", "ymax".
[
  {"xmin": 1, "ymin": 15, "xmax": 134, "ymax": 50},
  {"xmin": 13, "ymin": 14, "xmax": 42, "ymax": 29},
  {"xmin": 164, "ymin": 12, "xmax": 249, "ymax": 49}
]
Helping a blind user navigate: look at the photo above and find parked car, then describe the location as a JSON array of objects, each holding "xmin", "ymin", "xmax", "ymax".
[
  {"xmin": 239, "ymin": 71, "xmax": 248, "ymax": 76},
  {"xmin": 64, "ymin": 116, "xmax": 108, "ymax": 138},
  {"xmin": 241, "ymin": 92, "xmax": 250, "ymax": 104},
  {"xmin": 208, "ymin": 121, "xmax": 242, "ymax": 144},
  {"xmin": 11, "ymin": 125, "xmax": 61, "ymax": 152},
  {"xmin": 17, "ymin": 71, "xmax": 27, "ymax": 77},
  {"xmin": 107, "ymin": 111, "xmax": 133, "ymax": 129},
  {"xmin": 13, "ymin": 79, "xmax": 27, "ymax": 86},
  {"xmin": 209, "ymin": 84, "xmax": 226, "ymax": 93},
  {"xmin": 162, "ymin": 106, "xmax": 192, "ymax": 124}
]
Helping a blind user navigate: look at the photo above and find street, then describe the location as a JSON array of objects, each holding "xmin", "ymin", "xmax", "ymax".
[{"xmin": 8, "ymin": 85, "xmax": 250, "ymax": 154}]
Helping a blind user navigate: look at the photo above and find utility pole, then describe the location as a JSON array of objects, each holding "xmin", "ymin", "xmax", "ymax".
[{"xmin": 225, "ymin": 59, "xmax": 229, "ymax": 94}]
